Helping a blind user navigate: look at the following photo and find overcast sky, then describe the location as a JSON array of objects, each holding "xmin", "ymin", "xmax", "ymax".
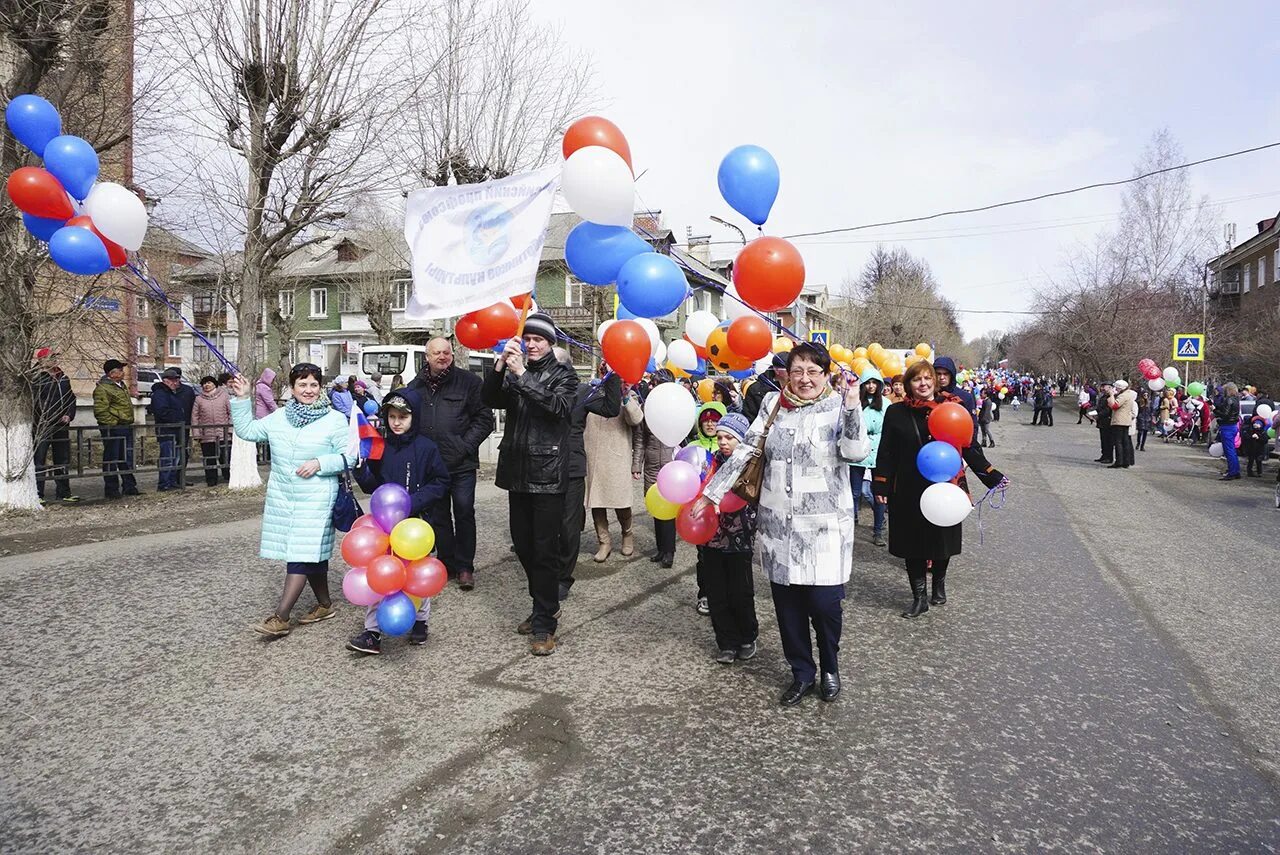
[{"xmin": 530, "ymin": 0, "xmax": 1280, "ymax": 339}]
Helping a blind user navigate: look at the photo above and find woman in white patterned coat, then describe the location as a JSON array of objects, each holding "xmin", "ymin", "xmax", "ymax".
[{"xmin": 700, "ymin": 343, "xmax": 868, "ymax": 707}]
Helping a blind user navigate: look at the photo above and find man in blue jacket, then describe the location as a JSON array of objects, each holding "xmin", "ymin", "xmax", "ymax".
[{"xmin": 149, "ymin": 367, "xmax": 195, "ymax": 491}]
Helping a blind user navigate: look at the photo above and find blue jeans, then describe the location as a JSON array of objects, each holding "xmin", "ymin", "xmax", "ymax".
[
  {"xmin": 156, "ymin": 426, "xmax": 186, "ymax": 489},
  {"xmin": 1220, "ymin": 423, "xmax": 1240, "ymax": 476},
  {"xmin": 850, "ymin": 466, "xmax": 885, "ymax": 534}
]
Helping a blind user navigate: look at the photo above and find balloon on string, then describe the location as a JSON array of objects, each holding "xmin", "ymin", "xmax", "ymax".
[
  {"xmin": 596, "ymin": 319, "xmax": 614, "ymax": 343},
  {"xmin": 565, "ymin": 221, "xmax": 649, "ymax": 285},
  {"xmin": 728, "ymin": 367, "xmax": 753, "ymax": 380},
  {"xmin": 42, "ymin": 135, "xmax": 99, "ymax": 200},
  {"xmin": 472, "ymin": 301, "xmax": 519, "ymax": 341},
  {"xmin": 351, "ymin": 513, "xmax": 381, "ymax": 531},
  {"xmin": 601, "ymin": 319, "xmax": 649, "ymax": 384},
  {"xmin": 4, "ymin": 94, "xmax": 62, "ymax": 156},
  {"xmin": 362, "ymin": 399, "xmax": 379, "ymax": 416},
  {"xmin": 657, "ymin": 460, "xmax": 701, "ymax": 505},
  {"xmin": 402, "ymin": 556, "xmax": 447, "ymax": 598},
  {"xmin": 617, "ymin": 252, "xmax": 687, "ymax": 318},
  {"xmin": 1165, "ymin": 375, "xmax": 1181, "ymax": 389},
  {"xmin": 370, "ymin": 483, "xmax": 412, "ymax": 532},
  {"xmin": 696, "ymin": 377, "xmax": 715, "ymax": 402},
  {"xmin": 454, "ymin": 313, "xmax": 493, "ymax": 350},
  {"xmin": 644, "ymin": 483, "xmax": 681, "ymax": 520},
  {"xmin": 366, "ymin": 554, "xmax": 407, "ymax": 595},
  {"xmin": 615, "ymin": 302, "xmax": 641, "ymax": 321},
  {"xmin": 82, "ymin": 182, "xmax": 148, "ymax": 250},
  {"xmin": 1162, "ymin": 366, "xmax": 1180, "ymax": 383},
  {"xmin": 716, "ymin": 144, "xmax": 780, "ymax": 226},
  {"xmin": 342, "ymin": 567, "xmax": 383, "ymax": 607},
  {"xmin": 644, "ymin": 382, "xmax": 697, "ymax": 447},
  {"xmin": 48, "ymin": 226, "xmax": 111, "ymax": 275},
  {"xmin": 684, "ymin": 310, "xmax": 719, "ymax": 347},
  {"xmin": 676, "ymin": 500, "xmax": 717, "ymax": 545},
  {"xmin": 928, "ymin": 402, "xmax": 973, "ymax": 448},
  {"xmin": 341, "ymin": 525, "xmax": 390, "ymax": 566},
  {"xmin": 635, "ymin": 317, "xmax": 661, "ymax": 358},
  {"xmin": 920, "ymin": 482, "xmax": 973, "ymax": 527},
  {"xmin": 389, "ymin": 517, "xmax": 435, "ymax": 561},
  {"xmin": 774, "ymin": 337, "xmax": 795, "ymax": 353},
  {"xmin": 727, "ymin": 315, "xmax": 772, "ymax": 361},
  {"xmin": 1186, "ymin": 381, "xmax": 1206, "ymax": 397},
  {"xmin": 7, "ymin": 167, "xmax": 75, "ymax": 220},
  {"xmin": 1137, "ymin": 358, "xmax": 1161, "ymax": 381},
  {"xmin": 562, "ymin": 116, "xmax": 633, "ymax": 172},
  {"xmin": 561, "ymin": 145, "xmax": 634, "ymax": 227},
  {"xmin": 667, "ymin": 338, "xmax": 698, "ymax": 372},
  {"xmin": 1148, "ymin": 377, "xmax": 1165, "ymax": 392},
  {"xmin": 65, "ymin": 215, "xmax": 126, "ymax": 267},
  {"xmin": 674, "ymin": 444, "xmax": 712, "ymax": 476},
  {"xmin": 916, "ymin": 440, "xmax": 962, "ymax": 483},
  {"xmin": 733, "ymin": 237, "xmax": 805, "ymax": 312},
  {"xmin": 722, "ymin": 282, "xmax": 754, "ymax": 321},
  {"xmin": 651, "ymin": 339, "xmax": 667, "ymax": 367},
  {"xmin": 914, "ymin": 343, "xmax": 931, "ymax": 357},
  {"xmin": 376, "ymin": 591, "xmax": 417, "ymax": 636},
  {"xmin": 22, "ymin": 213, "xmax": 68, "ymax": 242},
  {"xmin": 1256, "ymin": 403, "xmax": 1274, "ymax": 420}
]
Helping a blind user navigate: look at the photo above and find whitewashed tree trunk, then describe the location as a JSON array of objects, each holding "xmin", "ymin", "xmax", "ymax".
[
  {"xmin": 228, "ymin": 433, "xmax": 262, "ymax": 490},
  {"xmin": 0, "ymin": 418, "xmax": 42, "ymax": 512}
]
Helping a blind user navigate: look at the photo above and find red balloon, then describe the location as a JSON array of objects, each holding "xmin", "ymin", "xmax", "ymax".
[
  {"xmin": 601, "ymin": 319, "xmax": 649, "ymax": 384},
  {"xmin": 66, "ymin": 215, "xmax": 127, "ymax": 267},
  {"xmin": 726, "ymin": 315, "xmax": 772, "ymax": 361},
  {"xmin": 366, "ymin": 554, "xmax": 406, "ymax": 595},
  {"xmin": 454, "ymin": 313, "xmax": 494, "ymax": 350},
  {"xmin": 719, "ymin": 492, "xmax": 747, "ymax": 513},
  {"xmin": 1137, "ymin": 358, "xmax": 1161, "ymax": 381},
  {"xmin": 351, "ymin": 513, "xmax": 381, "ymax": 532},
  {"xmin": 676, "ymin": 500, "xmax": 718, "ymax": 545},
  {"xmin": 562, "ymin": 116, "xmax": 633, "ymax": 172},
  {"xmin": 732, "ymin": 237, "xmax": 805, "ymax": 313},
  {"xmin": 7, "ymin": 167, "xmax": 74, "ymax": 220},
  {"xmin": 403, "ymin": 556, "xmax": 447, "ymax": 598},
  {"xmin": 340, "ymin": 525, "xmax": 390, "ymax": 567},
  {"xmin": 928, "ymin": 402, "xmax": 973, "ymax": 449},
  {"xmin": 510, "ymin": 292, "xmax": 533, "ymax": 311},
  {"xmin": 473, "ymin": 302, "xmax": 519, "ymax": 341}
]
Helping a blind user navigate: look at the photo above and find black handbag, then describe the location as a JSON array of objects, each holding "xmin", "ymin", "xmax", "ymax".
[{"xmin": 332, "ymin": 454, "xmax": 363, "ymax": 532}]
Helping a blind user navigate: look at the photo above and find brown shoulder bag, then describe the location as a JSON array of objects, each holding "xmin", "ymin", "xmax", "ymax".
[{"xmin": 730, "ymin": 394, "xmax": 783, "ymax": 503}]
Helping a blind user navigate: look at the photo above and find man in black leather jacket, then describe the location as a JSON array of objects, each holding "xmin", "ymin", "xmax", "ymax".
[
  {"xmin": 481, "ymin": 312, "xmax": 579, "ymax": 655},
  {"xmin": 742, "ymin": 353, "xmax": 787, "ymax": 422},
  {"xmin": 407, "ymin": 337, "xmax": 496, "ymax": 590}
]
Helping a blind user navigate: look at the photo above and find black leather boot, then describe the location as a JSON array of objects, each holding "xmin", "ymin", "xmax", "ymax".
[
  {"xmin": 902, "ymin": 570, "xmax": 929, "ymax": 619},
  {"xmin": 930, "ymin": 570, "xmax": 947, "ymax": 605}
]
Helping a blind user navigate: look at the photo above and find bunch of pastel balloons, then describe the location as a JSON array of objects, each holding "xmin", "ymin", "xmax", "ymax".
[
  {"xmin": 916, "ymin": 402, "xmax": 977, "ymax": 527},
  {"xmin": 5, "ymin": 94, "xmax": 150, "ymax": 275},
  {"xmin": 642, "ymin": 443, "xmax": 749, "ymax": 546},
  {"xmin": 1140, "ymin": 360, "xmax": 1182, "ymax": 392},
  {"xmin": 339, "ymin": 484, "xmax": 446, "ymax": 636}
]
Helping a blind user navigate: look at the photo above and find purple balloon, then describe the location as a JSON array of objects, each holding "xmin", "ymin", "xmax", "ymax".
[
  {"xmin": 674, "ymin": 444, "xmax": 712, "ymax": 476},
  {"xmin": 656, "ymin": 460, "xmax": 701, "ymax": 505},
  {"xmin": 342, "ymin": 568, "xmax": 383, "ymax": 607},
  {"xmin": 369, "ymin": 483, "xmax": 412, "ymax": 532}
]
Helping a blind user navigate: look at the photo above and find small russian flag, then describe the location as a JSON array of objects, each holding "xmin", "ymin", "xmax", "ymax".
[{"xmin": 346, "ymin": 407, "xmax": 384, "ymax": 461}]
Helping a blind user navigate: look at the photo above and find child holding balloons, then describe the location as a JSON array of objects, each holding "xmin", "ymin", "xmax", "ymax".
[{"xmin": 346, "ymin": 389, "xmax": 450, "ymax": 654}]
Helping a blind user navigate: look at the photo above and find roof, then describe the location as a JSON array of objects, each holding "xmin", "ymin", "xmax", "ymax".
[
  {"xmin": 142, "ymin": 225, "xmax": 213, "ymax": 259},
  {"xmin": 273, "ymin": 229, "xmax": 408, "ymax": 278},
  {"xmin": 1209, "ymin": 209, "xmax": 1280, "ymax": 268}
]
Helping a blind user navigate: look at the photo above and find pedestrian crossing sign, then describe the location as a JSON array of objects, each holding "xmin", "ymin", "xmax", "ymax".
[
  {"xmin": 810, "ymin": 329, "xmax": 830, "ymax": 346},
  {"xmin": 1173, "ymin": 334, "xmax": 1204, "ymax": 362}
]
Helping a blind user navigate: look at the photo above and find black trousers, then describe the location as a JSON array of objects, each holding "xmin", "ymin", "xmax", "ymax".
[
  {"xmin": 1098, "ymin": 425, "xmax": 1114, "ymax": 462},
  {"xmin": 1112, "ymin": 425, "xmax": 1134, "ymax": 466},
  {"xmin": 200, "ymin": 440, "xmax": 231, "ymax": 486},
  {"xmin": 700, "ymin": 548, "xmax": 758, "ymax": 650},
  {"xmin": 1044, "ymin": 406, "xmax": 1054, "ymax": 426},
  {"xmin": 556, "ymin": 477, "xmax": 586, "ymax": 593},
  {"xmin": 99, "ymin": 426, "xmax": 137, "ymax": 495},
  {"xmin": 35, "ymin": 427, "xmax": 72, "ymax": 499},
  {"xmin": 509, "ymin": 491, "xmax": 565, "ymax": 635},
  {"xmin": 771, "ymin": 582, "xmax": 844, "ymax": 683},
  {"xmin": 434, "ymin": 469, "xmax": 479, "ymax": 576},
  {"xmin": 1031, "ymin": 407, "xmax": 1041, "ymax": 425},
  {"xmin": 655, "ymin": 518, "xmax": 676, "ymax": 556},
  {"xmin": 1136, "ymin": 429, "xmax": 1148, "ymax": 451}
]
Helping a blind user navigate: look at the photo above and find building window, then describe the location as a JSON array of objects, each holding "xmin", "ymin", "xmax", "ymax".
[
  {"xmin": 310, "ymin": 288, "xmax": 328, "ymax": 318},
  {"xmin": 193, "ymin": 293, "xmax": 215, "ymax": 314},
  {"xmin": 337, "ymin": 286, "xmax": 362, "ymax": 313},
  {"xmin": 1243, "ymin": 263, "xmax": 1252, "ymax": 293},
  {"xmin": 564, "ymin": 276, "xmax": 584, "ymax": 307},
  {"xmin": 278, "ymin": 290, "xmax": 295, "ymax": 319},
  {"xmin": 1260, "ymin": 257, "xmax": 1268, "ymax": 289},
  {"xmin": 136, "ymin": 335, "xmax": 149, "ymax": 355},
  {"xmin": 169, "ymin": 304, "xmax": 180, "ymax": 321},
  {"xmin": 136, "ymin": 296, "xmax": 149, "ymax": 318},
  {"xmin": 167, "ymin": 337, "xmax": 181, "ymax": 357},
  {"xmin": 391, "ymin": 280, "xmax": 410, "ymax": 311}
]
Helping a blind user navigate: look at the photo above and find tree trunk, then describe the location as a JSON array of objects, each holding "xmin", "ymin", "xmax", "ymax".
[
  {"xmin": 228, "ymin": 433, "xmax": 263, "ymax": 490},
  {"xmin": 0, "ymin": 384, "xmax": 41, "ymax": 511}
]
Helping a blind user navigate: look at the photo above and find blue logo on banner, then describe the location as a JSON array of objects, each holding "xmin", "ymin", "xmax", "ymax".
[{"xmin": 466, "ymin": 203, "xmax": 513, "ymax": 265}]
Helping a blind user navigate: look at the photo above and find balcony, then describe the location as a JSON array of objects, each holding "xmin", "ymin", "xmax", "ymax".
[{"xmin": 545, "ymin": 305, "xmax": 678, "ymax": 329}]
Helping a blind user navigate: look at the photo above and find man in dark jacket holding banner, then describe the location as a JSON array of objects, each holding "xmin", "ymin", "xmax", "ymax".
[{"xmin": 482, "ymin": 312, "xmax": 579, "ymax": 656}]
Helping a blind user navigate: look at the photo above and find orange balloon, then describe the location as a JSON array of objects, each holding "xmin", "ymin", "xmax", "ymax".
[
  {"xmin": 773, "ymin": 337, "xmax": 795, "ymax": 353},
  {"xmin": 705, "ymin": 325, "xmax": 737, "ymax": 371},
  {"xmin": 914, "ymin": 343, "xmax": 931, "ymax": 357},
  {"xmin": 851, "ymin": 357, "xmax": 872, "ymax": 377},
  {"xmin": 696, "ymin": 377, "xmax": 715, "ymax": 402},
  {"xmin": 472, "ymin": 302, "xmax": 519, "ymax": 341},
  {"xmin": 732, "ymin": 237, "xmax": 805, "ymax": 313},
  {"xmin": 726, "ymin": 316, "xmax": 772, "ymax": 361},
  {"xmin": 601, "ymin": 320, "xmax": 649, "ymax": 384},
  {"xmin": 562, "ymin": 116, "xmax": 633, "ymax": 172},
  {"xmin": 510, "ymin": 293, "xmax": 534, "ymax": 310}
]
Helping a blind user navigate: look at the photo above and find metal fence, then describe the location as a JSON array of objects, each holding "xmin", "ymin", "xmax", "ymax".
[{"xmin": 33, "ymin": 423, "xmax": 263, "ymax": 488}]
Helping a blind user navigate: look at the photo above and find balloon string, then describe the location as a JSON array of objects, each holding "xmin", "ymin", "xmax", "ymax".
[
  {"xmin": 973, "ymin": 482, "xmax": 1008, "ymax": 546},
  {"xmin": 122, "ymin": 259, "xmax": 240, "ymax": 376}
]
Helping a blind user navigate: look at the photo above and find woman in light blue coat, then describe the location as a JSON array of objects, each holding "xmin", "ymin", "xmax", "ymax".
[
  {"xmin": 229, "ymin": 363, "xmax": 351, "ymax": 637},
  {"xmin": 850, "ymin": 367, "xmax": 887, "ymax": 546}
]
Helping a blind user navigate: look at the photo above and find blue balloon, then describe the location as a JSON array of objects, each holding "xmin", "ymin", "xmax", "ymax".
[
  {"xmin": 43, "ymin": 135, "xmax": 99, "ymax": 200},
  {"xmin": 376, "ymin": 591, "xmax": 417, "ymax": 636},
  {"xmin": 361, "ymin": 399, "xmax": 378, "ymax": 416},
  {"xmin": 5, "ymin": 94, "xmax": 62, "ymax": 156},
  {"xmin": 493, "ymin": 338, "xmax": 509, "ymax": 354},
  {"xmin": 565, "ymin": 222, "xmax": 649, "ymax": 286},
  {"xmin": 22, "ymin": 213, "xmax": 68, "ymax": 242},
  {"xmin": 717, "ymin": 144, "xmax": 780, "ymax": 226},
  {"xmin": 617, "ymin": 252, "xmax": 687, "ymax": 318},
  {"xmin": 728, "ymin": 368, "xmax": 753, "ymax": 380},
  {"xmin": 916, "ymin": 440, "xmax": 962, "ymax": 484},
  {"xmin": 48, "ymin": 226, "xmax": 110, "ymax": 276},
  {"xmin": 616, "ymin": 303, "xmax": 640, "ymax": 321},
  {"xmin": 646, "ymin": 357, "xmax": 658, "ymax": 374}
]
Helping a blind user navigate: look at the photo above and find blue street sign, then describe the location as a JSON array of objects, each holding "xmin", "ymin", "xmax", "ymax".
[{"xmin": 1173, "ymin": 334, "xmax": 1204, "ymax": 362}]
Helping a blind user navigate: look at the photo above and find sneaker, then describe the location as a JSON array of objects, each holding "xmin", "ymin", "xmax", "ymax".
[
  {"xmin": 738, "ymin": 640, "xmax": 758, "ymax": 661},
  {"xmin": 696, "ymin": 597, "xmax": 710, "ymax": 616},
  {"xmin": 872, "ymin": 531, "xmax": 886, "ymax": 548},
  {"xmin": 298, "ymin": 603, "xmax": 337, "ymax": 624},
  {"xmin": 61, "ymin": 496, "xmax": 81, "ymax": 504},
  {"xmin": 530, "ymin": 633, "xmax": 557, "ymax": 656},
  {"xmin": 715, "ymin": 648, "xmax": 737, "ymax": 665},
  {"xmin": 346, "ymin": 630, "xmax": 381, "ymax": 654},
  {"xmin": 255, "ymin": 614, "xmax": 291, "ymax": 637},
  {"xmin": 409, "ymin": 621, "xmax": 429, "ymax": 645},
  {"xmin": 517, "ymin": 608, "xmax": 562, "ymax": 635}
]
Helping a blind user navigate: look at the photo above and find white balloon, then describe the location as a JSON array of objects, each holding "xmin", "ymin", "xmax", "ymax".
[
  {"xmin": 667, "ymin": 339, "xmax": 698, "ymax": 371},
  {"xmin": 597, "ymin": 319, "xmax": 614, "ymax": 343},
  {"xmin": 83, "ymin": 182, "xmax": 148, "ymax": 250},
  {"xmin": 1148, "ymin": 377, "xmax": 1166, "ymax": 391},
  {"xmin": 919, "ymin": 482, "xmax": 973, "ymax": 527},
  {"xmin": 752, "ymin": 353, "xmax": 774, "ymax": 374},
  {"xmin": 651, "ymin": 340, "xmax": 666, "ymax": 367},
  {"xmin": 1162, "ymin": 366, "xmax": 1180, "ymax": 382},
  {"xmin": 723, "ymin": 283, "xmax": 753, "ymax": 321},
  {"xmin": 561, "ymin": 146, "xmax": 634, "ymax": 227},
  {"xmin": 644, "ymin": 383, "xmax": 697, "ymax": 447},
  {"xmin": 684, "ymin": 310, "xmax": 719, "ymax": 347},
  {"xmin": 1256, "ymin": 404, "xmax": 1274, "ymax": 420},
  {"xmin": 635, "ymin": 317, "xmax": 661, "ymax": 357},
  {"xmin": 1208, "ymin": 442, "xmax": 1224, "ymax": 458}
]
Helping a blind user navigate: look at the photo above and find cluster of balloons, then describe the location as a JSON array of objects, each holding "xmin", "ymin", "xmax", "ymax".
[
  {"xmin": 642, "ymin": 443, "xmax": 749, "ymax": 545},
  {"xmin": 1139, "ymin": 359, "xmax": 1183, "ymax": 392},
  {"xmin": 5, "ymin": 95, "xmax": 149, "ymax": 275},
  {"xmin": 339, "ymin": 484, "xmax": 445, "ymax": 636},
  {"xmin": 827, "ymin": 342, "xmax": 930, "ymax": 380},
  {"xmin": 917, "ymin": 402, "xmax": 976, "ymax": 527},
  {"xmin": 454, "ymin": 294, "xmax": 536, "ymax": 351}
]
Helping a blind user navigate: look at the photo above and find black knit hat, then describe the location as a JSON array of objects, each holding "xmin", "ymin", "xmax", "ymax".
[{"xmin": 521, "ymin": 311, "xmax": 557, "ymax": 344}]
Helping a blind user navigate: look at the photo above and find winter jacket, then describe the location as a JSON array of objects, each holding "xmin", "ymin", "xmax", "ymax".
[
  {"xmin": 978, "ymin": 398, "xmax": 994, "ymax": 425},
  {"xmin": 331, "ymin": 388, "xmax": 354, "ymax": 417},
  {"xmin": 742, "ymin": 369, "xmax": 782, "ymax": 422},
  {"xmin": 406, "ymin": 366, "xmax": 496, "ymax": 474},
  {"xmin": 254, "ymin": 368, "xmax": 279, "ymax": 419},
  {"xmin": 1214, "ymin": 395, "xmax": 1240, "ymax": 426},
  {"xmin": 872, "ymin": 400, "xmax": 1004, "ymax": 561},
  {"xmin": 353, "ymin": 388, "xmax": 450, "ymax": 519},
  {"xmin": 230, "ymin": 397, "xmax": 349, "ymax": 562},
  {"xmin": 148, "ymin": 382, "xmax": 195, "ymax": 426},
  {"xmin": 1242, "ymin": 416, "xmax": 1268, "ymax": 453},
  {"xmin": 934, "ymin": 357, "xmax": 976, "ymax": 419},
  {"xmin": 704, "ymin": 391, "xmax": 869, "ymax": 586},
  {"xmin": 584, "ymin": 383, "xmax": 644, "ymax": 509},
  {"xmin": 567, "ymin": 374, "xmax": 622, "ymax": 480},
  {"xmin": 1095, "ymin": 391, "xmax": 1113, "ymax": 429},
  {"xmin": 851, "ymin": 367, "xmax": 886, "ymax": 469},
  {"xmin": 690, "ymin": 401, "xmax": 727, "ymax": 451},
  {"xmin": 1109, "ymin": 389, "xmax": 1138, "ymax": 427},
  {"xmin": 704, "ymin": 450, "xmax": 758, "ymax": 553},
  {"xmin": 34, "ymin": 369, "xmax": 76, "ymax": 433},
  {"xmin": 1136, "ymin": 404, "xmax": 1154, "ymax": 432},
  {"xmin": 191, "ymin": 386, "xmax": 232, "ymax": 442},
  {"xmin": 481, "ymin": 352, "xmax": 579, "ymax": 494},
  {"xmin": 93, "ymin": 377, "xmax": 134, "ymax": 426}
]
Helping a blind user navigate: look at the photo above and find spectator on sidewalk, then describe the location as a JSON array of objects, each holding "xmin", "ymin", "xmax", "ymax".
[
  {"xmin": 254, "ymin": 369, "xmax": 279, "ymax": 418},
  {"xmin": 192, "ymin": 376, "xmax": 232, "ymax": 486},
  {"xmin": 407, "ymin": 337, "xmax": 496, "ymax": 591},
  {"xmin": 978, "ymin": 388, "xmax": 996, "ymax": 448},
  {"xmin": 1215, "ymin": 383, "xmax": 1242, "ymax": 481},
  {"xmin": 1136, "ymin": 393, "xmax": 1153, "ymax": 452},
  {"xmin": 1107, "ymin": 380, "xmax": 1137, "ymax": 469},
  {"xmin": 481, "ymin": 313, "xmax": 578, "ymax": 656},
  {"xmin": 330, "ymin": 378, "xmax": 353, "ymax": 418},
  {"xmin": 149, "ymin": 367, "xmax": 195, "ymax": 491},
  {"xmin": 1094, "ymin": 381, "xmax": 1114, "ymax": 464},
  {"xmin": 33, "ymin": 355, "xmax": 78, "ymax": 503},
  {"xmin": 1243, "ymin": 410, "xmax": 1269, "ymax": 477},
  {"xmin": 94, "ymin": 359, "xmax": 139, "ymax": 499},
  {"xmin": 1077, "ymin": 385, "xmax": 1093, "ymax": 424}
]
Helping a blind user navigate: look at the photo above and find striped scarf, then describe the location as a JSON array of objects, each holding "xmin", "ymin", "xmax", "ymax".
[{"xmin": 284, "ymin": 394, "xmax": 333, "ymax": 428}]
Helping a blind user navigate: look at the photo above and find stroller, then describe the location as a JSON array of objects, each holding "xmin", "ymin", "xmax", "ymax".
[{"xmin": 1164, "ymin": 408, "xmax": 1196, "ymax": 444}]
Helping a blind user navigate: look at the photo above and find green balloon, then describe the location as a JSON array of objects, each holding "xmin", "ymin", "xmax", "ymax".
[
  {"xmin": 1165, "ymin": 375, "xmax": 1181, "ymax": 389},
  {"xmin": 1270, "ymin": 428, "xmax": 1277, "ymax": 439},
  {"xmin": 1186, "ymin": 381, "xmax": 1206, "ymax": 397}
]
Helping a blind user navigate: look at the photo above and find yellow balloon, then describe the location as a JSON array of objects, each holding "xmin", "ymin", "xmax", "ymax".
[
  {"xmin": 851, "ymin": 357, "xmax": 873, "ymax": 377},
  {"xmin": 853, "ymin": 346, "xmax": 868, "ymax": 360},
  {"xmin": 666, "ymin": 361, "xmax": 690, "ymax": 379},
  {"xmin": 696, "ymin": 377, "xmax": 715, "ymax": 402},
  {"xmin": 867, "ymin": 342, "xmax": 884, "ymax": 357},
  {"xmin": 914, "ymin": 343, "xmax": 931, "ymax": 357},
  {"xmin": 905, "ymin": 353, "xmax": 922, "ymax": 367},
  {"xmin": 645, "ymin": 484, "xmax": 681, "ymax": 520},
  {"xmin": 773, "ymin": 337, "xmax": 795, "ymax": 353},
  {"xmin": 389, "ymin": 518, "xmax": 435, "ymax": 561},
  {"xmin": 407, "ymin": 593, "xmax": 423, "ymax": 609}
]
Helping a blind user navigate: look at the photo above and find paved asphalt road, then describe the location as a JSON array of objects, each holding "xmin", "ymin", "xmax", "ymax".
[{"xmin": 2, "ymin": 408, "xmax": 1278, "ymax": 853}]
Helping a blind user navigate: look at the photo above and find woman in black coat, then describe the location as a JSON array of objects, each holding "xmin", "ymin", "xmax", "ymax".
[{"xmin": 873, "ymin": 360, "xmax": 1008, "ymax": 618}]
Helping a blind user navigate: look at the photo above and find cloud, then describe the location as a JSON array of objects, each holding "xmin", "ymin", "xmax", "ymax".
[{"xmin": 1079, "ymin": 7, "xmax": 1179, "ymax": 43}]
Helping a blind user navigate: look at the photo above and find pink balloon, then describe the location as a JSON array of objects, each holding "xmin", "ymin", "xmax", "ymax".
[
  {"xmin": 341, "ymin": 526, "xmax": 390, "ymax": 567},
  {"xmin": 719, "ymin": 492, "xmax": 747, "ymax": 513},
  {"xmin": 342, "ymin": 567, "xmax": 383, "ymax": 606},
  {"xmin": 656, "ymin": 460, "xmax": 701, "ymax": 505},
  {"xmin": 351, "ymin": 514, "xmax": 380, "ymax": 530}
]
